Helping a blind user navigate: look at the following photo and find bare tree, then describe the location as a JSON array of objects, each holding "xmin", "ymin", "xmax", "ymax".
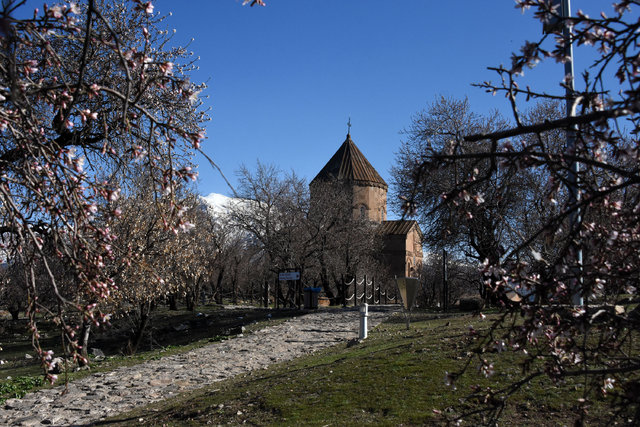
[
  {"xmin": 206, "ymin": 214, "xmax": 254, "ymax": 305},
  {"xmin": 417, "ymin": 252, "xmax": 481, "ymax": 309},
  {"xmin": 391, "ymin": 97, "xmax": 517, "ymax": 299},
  {"xmin": 307, "ymin": 180, "xmax": 388, "ymax": 304},
  {"xmin": 228, "ymin": 164, "xmax": 389, "ymax": 306},
  {"xmin": 228, "ymin": 162, "xmax": 312, "ymax": 305}
]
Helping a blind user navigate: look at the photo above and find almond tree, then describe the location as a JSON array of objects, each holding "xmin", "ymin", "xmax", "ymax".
[
  {"xmin": 0, "ymin": 256, "xmax": 29, "ymax": 320},
  {"xmin": 107, "ymin": 176, "xmax": 187, "ymax": 354},
  {"xmin": 164, "ymin": 196, "xmax": 216, "ymax": 311},
  {"xmin": 0, "ymin": 0, "xmax": 206, "ymax": 379},
  {"xmin": 400, "ymin": 1, "xmax": 640, "ymax": 424}
]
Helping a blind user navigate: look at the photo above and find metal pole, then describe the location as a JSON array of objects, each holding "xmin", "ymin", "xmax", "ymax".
[
  {"xmin": 442, "ymin": 249, "xmax": 448, "ymax": 311},
  {"xmin": 561, "ymin": 0, "xmax": 584, "ymax": 306},
  {"xmin": 359, "ymin": 303, "xmax": 368, "ymax": 339},
  {"xmin": 354, "ymin": 277, "xmax": 357, "ymax": 307},
  {"xmin": 364, "ymin": 275, "xmax": 368, "ymax": 304}
]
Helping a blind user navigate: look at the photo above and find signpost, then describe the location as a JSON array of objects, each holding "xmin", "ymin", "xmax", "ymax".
[
  {"xmin": 278, "ymin": 270, "xmax": 301, "ymax": 308},
  {"xmin": 278, "ymin": 271, "xmax": 300, "ymax": 281},
  {"xmin": 396, "ymin": 277, "xmax": 419, "ymax": 329}
]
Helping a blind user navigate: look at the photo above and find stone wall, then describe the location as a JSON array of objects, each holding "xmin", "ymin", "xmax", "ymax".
[{"xmin": 352, "ymin": 184, "xmax": 387, "ymax": 223}]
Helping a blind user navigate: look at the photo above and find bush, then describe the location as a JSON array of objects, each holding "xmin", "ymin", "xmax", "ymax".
[{"xmin": 458, "ymin": 298, "xmax": 484, "ymax": 312}]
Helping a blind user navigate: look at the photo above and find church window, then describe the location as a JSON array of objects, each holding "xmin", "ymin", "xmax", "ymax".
[{"xmin": 360, "ymin": 205, "xmax": 366, "ymax": 219}]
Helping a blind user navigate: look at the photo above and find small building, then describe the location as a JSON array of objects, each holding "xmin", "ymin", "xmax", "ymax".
[
  {"xmin": 379, "ymin": 220, "xmax": 423, "ymax": 278},
  {"xmin": 311, "ymin": 132, "xmax": 423, "ymax": 279}
]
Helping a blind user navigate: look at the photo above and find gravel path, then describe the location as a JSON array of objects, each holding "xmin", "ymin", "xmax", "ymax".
[{"xmin": 0, "ymin": 306, "xmax": 397, "ymax": 426}]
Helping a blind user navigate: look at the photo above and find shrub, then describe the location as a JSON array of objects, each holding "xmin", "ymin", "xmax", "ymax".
[{"xmin": 458, "ymin": 298, "xmax": 484, "ymax": 312}]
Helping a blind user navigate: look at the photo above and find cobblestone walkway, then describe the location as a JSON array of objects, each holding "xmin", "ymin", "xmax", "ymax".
[{"xmin": 0, "ymin": 306, "xmax": 397, "ymax": 426}]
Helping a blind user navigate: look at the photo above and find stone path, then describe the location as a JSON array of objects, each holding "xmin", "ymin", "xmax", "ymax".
[{"xmin": 0, "ymin": 306, "xmax": 397, "ymax": 426}]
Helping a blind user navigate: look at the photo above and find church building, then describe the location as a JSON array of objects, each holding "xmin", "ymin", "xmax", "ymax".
[{"xmin": 310, "ymin": 132, "xmax": 423, "ymax": 279}]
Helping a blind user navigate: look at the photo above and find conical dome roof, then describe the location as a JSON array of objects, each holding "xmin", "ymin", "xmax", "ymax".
[{"xmin": 311, "ymin": 134, "xmax": 388, "ymax": 189}]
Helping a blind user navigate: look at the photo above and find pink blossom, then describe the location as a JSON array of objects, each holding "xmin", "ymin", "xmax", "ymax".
[
  {"xmin": 160, "ymin": 62, "xmax": 174, "ymax": 76},
  {"xmin": 480, "ymin": 360, "xmax": 494, "ymax": 377},
  {"xmin": 68, "ymin": 2, "xmax": 80, "ymax": 15},
  {"xmin": 48, "ymin": 6, "xmax": 63, "ymax": 19}
]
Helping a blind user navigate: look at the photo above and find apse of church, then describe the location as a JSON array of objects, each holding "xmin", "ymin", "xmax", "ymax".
[{"xmin": 311, "ymin": 132, "xmax": 423, "ymax": 279}]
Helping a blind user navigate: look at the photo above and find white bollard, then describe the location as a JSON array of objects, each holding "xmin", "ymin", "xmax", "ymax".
[{"xmin": 359, "ymin": 303, "xmax": 368, "ymax": 340}]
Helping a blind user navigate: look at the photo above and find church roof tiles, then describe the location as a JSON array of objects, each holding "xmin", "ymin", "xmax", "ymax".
[
  {"xmin": 311, "ymin": 134, "xmax": 388, "ymax": 190},
  {"xmin": 380, "ymin": 220, "xmax": 423, "ymax": 238}
]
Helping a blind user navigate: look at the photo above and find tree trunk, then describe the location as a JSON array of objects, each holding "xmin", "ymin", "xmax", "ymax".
[
  {"xmin": 322, "ymin": 280, "xmax": 337, "ymax": 305},
  {"xmin": 168, "ymin": 294, "xmax": 178, "ymax": 311},
  {"xmin": 430, "ymin": 280, "xmax": 436, "ymax": 307},
  {"xmin": 215, "ymin": 268, "xmax": 225, "ymax": 304},
  {"xmin": 78, "ymin": 320, "xmax": 91, "ymax": 366},
  {"xmin": 232, "ymin": 277, "xmax": 238, "ymax": 304},
  {"xmin": 185, "ymin": 291, "xmax": 195, "ymax": 311},
  {"xmin": 263, "ymin": 279, "xmax": 269, "ymax": 308},
  {"xmin": 126, "ymin": 302, "xmax": 151, "ymax": 355}
]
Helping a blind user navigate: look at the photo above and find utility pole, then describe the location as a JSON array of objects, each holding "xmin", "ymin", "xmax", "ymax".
[
  {"xmin": 561, "ymin": 0, "xmax": 584, "ymax": 306},
  {"xmin": 545, "ymin": 0, "xmax": 583, "ymax": 306}
]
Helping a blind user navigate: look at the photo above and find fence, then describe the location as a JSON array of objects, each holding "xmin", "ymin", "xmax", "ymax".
[{"xmin": 341, "ymin": 275, "xmax": 398, "ymax": 307}]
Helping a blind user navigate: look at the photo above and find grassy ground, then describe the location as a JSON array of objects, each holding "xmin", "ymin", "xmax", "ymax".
[
  {"xmin": 100, "ymin": 311, "xmax": 616, "ymax": 426},
  {"xmin": 0, "ymin": 304, "xmax": 302, "ymax": 403}
]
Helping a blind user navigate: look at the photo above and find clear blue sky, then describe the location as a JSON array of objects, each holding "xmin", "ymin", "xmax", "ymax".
[
  {"xmin": 33, "ymin": 1, "xmax": 617, "ymax": 205},
  {"xmin": 158, "ymin": 0, "xmax": 611, "ymax": 203}
]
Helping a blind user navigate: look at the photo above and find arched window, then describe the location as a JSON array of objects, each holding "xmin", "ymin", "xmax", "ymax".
[{"xmin": 360, "ymin": 205, "xmax": 366, "ymax": 220}]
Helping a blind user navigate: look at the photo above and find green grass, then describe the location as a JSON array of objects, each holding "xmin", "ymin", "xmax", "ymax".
[
  {"xmin": 101, "ymin": 312, "xmax": 616, "ymax": 426},
  {"xmin": 0, "ymin": 376, "xmax": 44, "ymax": 401}
]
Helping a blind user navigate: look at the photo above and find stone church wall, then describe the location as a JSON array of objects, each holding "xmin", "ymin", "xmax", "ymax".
[
  {"xmin": 352, "ymin": 184, "xmax": 387, "ymax": 222},
  {"xmin": 381, "ymin": 224, "xmax": 423, "ymax": 278}
]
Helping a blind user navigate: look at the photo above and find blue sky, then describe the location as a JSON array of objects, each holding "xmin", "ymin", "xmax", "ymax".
[
  {"xmin": 155, "ymin": 0, "xmax": 609, "ymax": 205},
  {"xmin": 29, "ymin": 1, "xmax": 616, "ymax": 210}
]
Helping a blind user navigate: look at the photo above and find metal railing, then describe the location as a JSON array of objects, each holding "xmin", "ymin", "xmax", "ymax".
[{"xmin": 341, "ymin": 275, "xmax": 398, "ymax": 307}]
